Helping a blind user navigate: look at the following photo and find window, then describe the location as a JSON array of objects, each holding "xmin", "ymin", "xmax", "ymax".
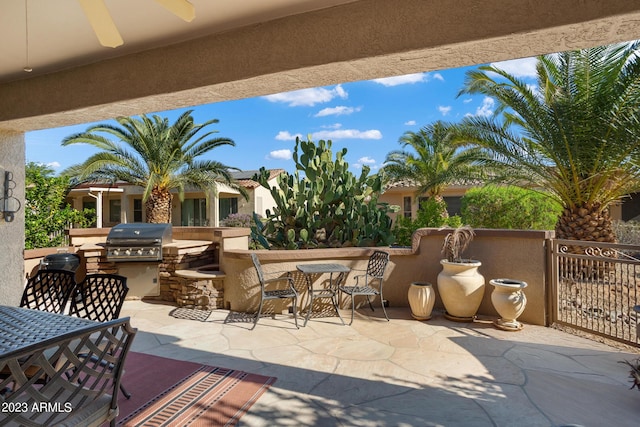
[
  {"xmin": 219, "ymin": 197, "xmax": 238, "ymax": 221},
  {"xmin": 418, "ymin": 196, "xmax": 428, "ymax": 210},
  {"xmin": 181, "ymin": 198, "xmax": 207, "ymax": 226},
  {"xmin": 109, "ymin": 199, "xmax": 121, "ymax": 223},
  {"xmin": 443, "ymin": 197, "xmax": 462, "ymax": 216},
  {"xmin": 133, "ymin": 199, "xmax": 143, "ymax": 222},
  {"xmin": 403, "ymin": 196, "xmax": 412, "ymax": 219}
]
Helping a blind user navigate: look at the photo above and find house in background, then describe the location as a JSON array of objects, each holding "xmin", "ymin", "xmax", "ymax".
[
  {"xmin": 66, "ymin": 169, "xmax": 285, "ymax": 228},
  {"xmin": 380, "ymin": 179, "xmax": 633, "ymax": 225},
  {"xmin": 379, "ymin": 179, "xmax": 479, "ymax": 223}
]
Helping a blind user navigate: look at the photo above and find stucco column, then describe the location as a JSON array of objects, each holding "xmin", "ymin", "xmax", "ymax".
[
  {"xmin": 0, "ymin": 130, "xmax": 26, "ymax": 305},
  {"xmin": 208, "ymin": 188, "xmax": 219, "ymax": 227},
  {"xmin": 121, "ymin": 193, "xmax": 130, "ymax": 223}
]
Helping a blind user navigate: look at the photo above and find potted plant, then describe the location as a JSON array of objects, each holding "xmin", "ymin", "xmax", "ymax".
[{"xmin": 437, "ymin": 225, "xmax": 485, "ymax": 321}]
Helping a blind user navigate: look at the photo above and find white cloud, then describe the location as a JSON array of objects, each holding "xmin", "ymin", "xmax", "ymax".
[
  {"xmin": 490, "ymin": 57, "xmax": 538, "ymax": 78},
  {"xmin": 314, "ymin": 106, "xmax": 361, "ymax": 117},
  {"xmin": 275, "ymin": 131, "xmax": 302, "ymax": 141},
  {"xmin": 438, "ymin": 105, "xmax": 452, "ymax": 116},
  {"xmin": 463, "ymin": 98, "xmax": 473, "ymax": 103},
  {"xmin": 405, "ymin": 120, "xmax": 416, "ymax": 126},
  {"xmin": 372, "ymin": 73, "xmax": 427, "ymax": 87},
  {"xmin": 263, "ymin": 84, "xmax": 348, "ymax": 107},
  {"xmin": 353, "ymin": 157, "xmax": 379, "ymax": 170},
  {"xmin": 466, "ymin": 96, "xmax": 495, "ymax": 118},
  {"xmin": 267, "ymin": 149, "xmax": 292, "ymax": 160},
  {"xmin": 311, "ymin": 129, "xmax": 382, "ymax": 140},
  {"xmin": 372, "ymin": 72, "xmax": 444, "ymax": 87},
  {"xmin": 321, "ymin": 123, "xmax": 342, "ymax": 129}
]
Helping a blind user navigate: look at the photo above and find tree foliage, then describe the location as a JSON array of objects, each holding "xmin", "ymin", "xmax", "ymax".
[
  {"xmin": 25, "ymin": 162, "xmax": 94, "ymax": 250},
  {"xmin": 457, "ymin": 42, "xmax": 640, "ymax": 241},
  {"xmin": 392, "ymin": 198, "xmax": 461, "ymax": 246},
  {"xmin": 251, "ymin": 138, "xmax": 394, "ymax": 249},
  {"xmin": 61, "ymin": 110, "xmax": 247, "ymax": 223},
  {"xmin": 383, "ymin": 120, "xmax": 490, "ymax": 219},
  {"xmin": 461, "ymin": 185, "xmax": 561, "ymax": 230}
]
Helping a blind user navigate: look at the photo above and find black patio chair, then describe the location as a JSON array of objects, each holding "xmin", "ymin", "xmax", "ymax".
[
  {"xmin": 69, "ymin": 273, "xmax": 131, "ymax": 399},
  {"xmin": 70, "ymin": 273, "xmax": 129, "ymax": 322},
  {"xmin": 20, "ymin": 269, "xmax": 77, "ymax": 314},
  {"xmin": 339, "ymin": 250, "xmax": 390, "ymax": 325},
  {"xmin": 251, "ymin": 253, "xmax": 299, "ymax": 330}
]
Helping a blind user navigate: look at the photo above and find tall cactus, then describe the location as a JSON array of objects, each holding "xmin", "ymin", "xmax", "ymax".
[{"xmin": 251, "ymin": 137, "xmax": 394, "ymax": 249}]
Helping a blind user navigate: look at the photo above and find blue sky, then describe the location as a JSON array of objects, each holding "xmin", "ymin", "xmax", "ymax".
[{"xmin": 25, "ymin": 57, "xmax": 538, "ymax": 175}]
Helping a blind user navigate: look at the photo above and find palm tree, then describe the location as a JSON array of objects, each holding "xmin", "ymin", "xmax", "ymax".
[
  {"xmin": 457, "ymin": 42, "xmax": 640, "ymax": 242},
  {"xmin": 62, "ymin": 110, "xmax": 247, "ymax": 223},
  {"xmin": 383, "ymin": 120, "xmax": 490, "ymax": 217}
]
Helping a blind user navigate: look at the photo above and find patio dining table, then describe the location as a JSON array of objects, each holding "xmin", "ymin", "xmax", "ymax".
[
  {"xmin": 0, "ymin": 305, "xmax": 97, "ymax": 358},
  {"xmin": 296, "ymin": 263, "xmax": 350, "ymax": 327}
]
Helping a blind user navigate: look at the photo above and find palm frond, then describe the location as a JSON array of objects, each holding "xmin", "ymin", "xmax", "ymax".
[{"xmin": 441, "ymin": 225, "xmax": 475, "ymax": 262}]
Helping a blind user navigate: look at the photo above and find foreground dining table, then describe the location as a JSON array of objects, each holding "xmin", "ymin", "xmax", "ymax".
[
  {"xmin": 296, "ymin": 263, "xmax": 350, "ymax": 327},
  {"xmin": 0, "ymin": 305, "xmax": 97, "ymax": 358}
]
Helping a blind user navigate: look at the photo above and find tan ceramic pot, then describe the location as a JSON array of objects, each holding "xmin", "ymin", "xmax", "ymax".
[
  {"xmin": 437, "ymin": 260, "xmax": 484, "ymax": 321},
  {"xmin": 408, "ymin": 282, "xmax": 435, "ymax": 320},
  {"xmin": 490, "ymin": 278, "xmax": 528, "ymax": 331}
]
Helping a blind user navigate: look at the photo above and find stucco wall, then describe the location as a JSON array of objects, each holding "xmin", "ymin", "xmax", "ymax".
[
  {"xmin": 223, "ymin": 228, "xmax": 552, "ymax": 326},
  {"xmin": 0, "ymin": 130, "xmax": 25, "ymax": 306}
]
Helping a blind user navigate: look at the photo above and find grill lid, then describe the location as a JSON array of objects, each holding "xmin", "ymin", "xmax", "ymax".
[{"xmin": 106, "ymin": 223, "xmax": 173, "ymax": 246}]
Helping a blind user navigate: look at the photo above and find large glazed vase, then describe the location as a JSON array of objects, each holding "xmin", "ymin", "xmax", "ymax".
[
  {"xmin": 437, "ymin": 260, "xmax": 485, "ymax": 322},
  {"xmin": 408, "ymin": 282, "xmax": 435, "ymax": 320},
  {"xmin": 490, "ymin": 278, "xmax": 528, "ymax": 331}
]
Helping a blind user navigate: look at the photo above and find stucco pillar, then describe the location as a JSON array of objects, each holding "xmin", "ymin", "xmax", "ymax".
[
  {"xmin": 120, "ymin": 193, "xmax": 130, "ymax": 223},
  {"xmin": 208, "ymin": 189, "xmax": 219, "ymax": 227},
  {"xmin": 0, "ymin": 130, "xmax": 26, "ymax": 306}
]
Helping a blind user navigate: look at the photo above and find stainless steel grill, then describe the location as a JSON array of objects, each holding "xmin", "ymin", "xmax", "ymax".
[{"xmin": 106, "ymin": 223, "xmax": 172, "ymax": 262}]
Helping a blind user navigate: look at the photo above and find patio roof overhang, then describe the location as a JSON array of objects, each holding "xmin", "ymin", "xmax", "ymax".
[{"xmin": 1, "ymin": 0, "xmax": 640, "ymax": 133}]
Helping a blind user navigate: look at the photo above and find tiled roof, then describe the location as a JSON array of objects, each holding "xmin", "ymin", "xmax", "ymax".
[
  {"xmin": 70, "ymin": 169, "xmax": 287, "ymax": 191},
  {"xmin": 231, "ymin": 169, "xmax": 286, "ymax": 189},
  {"xmin": 384, "ymin": 178, "xmax": 484, "ymax": 190}
]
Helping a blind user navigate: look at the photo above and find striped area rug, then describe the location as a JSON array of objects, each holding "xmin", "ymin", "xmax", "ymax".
[{"xmin": 116, "ymin": 352, "xmax": 276, "ymax": 427}]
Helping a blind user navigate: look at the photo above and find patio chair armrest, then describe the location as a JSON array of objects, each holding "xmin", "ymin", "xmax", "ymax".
[
  {"xmin": 264, "ymin": 275, "xmax": 296, "ymax": 287},
  {"xmin": 351, "ymin": 273, "xmax": 368, "ymax": 285},
  {"xmin": 263, "ymin": 276, "xmax": 294, "ymax": 284},
  {"xmin": 0, "ymin": 318, "xmax": 136, "ymax": 427}
]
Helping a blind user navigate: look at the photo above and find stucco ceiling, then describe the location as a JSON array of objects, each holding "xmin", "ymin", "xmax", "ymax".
[
  {"xmin": 2, "ymin": 0, "xmax": 640, "ymax": 132},
  {"xmin": 0, "ymin": 0, "xmax": 356, "ymax": 83}
]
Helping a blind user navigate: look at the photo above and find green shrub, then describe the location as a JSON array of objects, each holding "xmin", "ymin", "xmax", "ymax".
[
  {"xmin": 220, "ymin": 213, "xmax": 258, "ymax": 228},
  {"xmin": 392, "ymin": 198, "xmax": 462, "ymax": 246},
  {"xmin": 25, "ymin": 163, "xmax": 95, "ymax": 249},
  {"xmin": 461, "ymin": 185, "xmax": 561, "ymax": 230},
  {"xmin": 221, "ymin": 213, "xmax": 264, "ymax": 249}
]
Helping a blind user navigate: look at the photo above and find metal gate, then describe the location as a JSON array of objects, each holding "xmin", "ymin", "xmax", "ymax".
[{"xmin": 549, "ymin": 239, "xmax": 640, "ymax": 347}]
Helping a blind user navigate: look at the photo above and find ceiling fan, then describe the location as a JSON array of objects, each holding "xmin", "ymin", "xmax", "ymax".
[{"xmin": 77, "ymin": 0, "xmax": 195, "ymax": 48}]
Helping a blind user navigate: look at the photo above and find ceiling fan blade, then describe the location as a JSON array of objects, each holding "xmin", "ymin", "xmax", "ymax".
[
  {"xmin": 77, "ymin": 0, "xmax": 123, "ymax": 48},
  {"xmin": 154, "ymin": 0, "xmax": 195, "ymax": 22}
]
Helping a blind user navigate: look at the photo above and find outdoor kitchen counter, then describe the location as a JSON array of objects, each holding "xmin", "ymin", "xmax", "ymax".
[
  {"xmin": 76, "ymin": 240, "xmax": 215, "ymax": 254},
  {"xmin": 163, "ymin": 240, "xmax": 215, "ymax": 255}
]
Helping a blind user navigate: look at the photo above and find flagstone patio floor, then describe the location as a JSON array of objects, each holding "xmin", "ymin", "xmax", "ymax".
[{"xmin": 121, "ymin": 300, "xmax": 640, "ymax": 427}]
